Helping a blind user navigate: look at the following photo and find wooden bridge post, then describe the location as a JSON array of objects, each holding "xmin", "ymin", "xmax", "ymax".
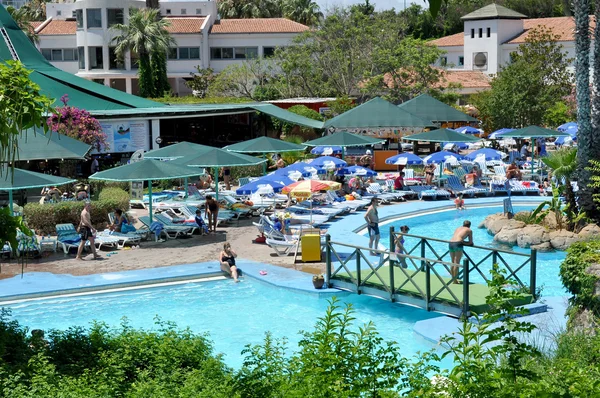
[
  {"xmin": 325, "ymin": 234, "xmax": 331, "ymax": 287},
  {"xmin": 389, "ymin": 226, "xmax": 395, "ymax": 302},
  {"xmin": 425, "ymin": 258, "xmax": 431, "ymax": 310},
  {"xmin": 530, "ymin": 249, "xmax": 537, "ymax": 296},
  {"xmin": 420, "ymin": 238, "xmax": 426, "ymax": 271},
  {"xmin": 492, "ymin": 250, "xmax": 497, "ymax": 266},
  {"xmin": 462, "ymin": 259, "xmax": 470, "ymax": 318},
  {"xmin": 356, "ymin": 250, "xmax": 362, "ymax": 295}
]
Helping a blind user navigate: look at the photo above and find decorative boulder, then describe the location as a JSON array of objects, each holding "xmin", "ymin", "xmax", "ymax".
[
  {"xmin": 483, "ymin": 214, "xmax": 513, "ymax": 236},
  {"xmin": 531, "ymin": 242, "xmax": 553, "ymax": 252},
  {"xmin": 549, "ymin": 230, "xmax": 582, "ymax": 251},
  {"xmin": 542, "ymin": 212, "xmax": 565, "ymax": 230},
  {"xmin": 517, "ymin": 225, "xmax": 550, "ymax": 248},
  {"xmin": 494, "ymin": 220, "xmax": 527, "ymax": 246},
  {"xmin": 579, "ymin": 224, "xmax": 600, "ymax": 239}
]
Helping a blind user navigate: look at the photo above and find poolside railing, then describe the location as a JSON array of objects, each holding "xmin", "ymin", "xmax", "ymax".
[{"xmin": 325, "ymin": 228, "xmax": 537, "ymax": 318}]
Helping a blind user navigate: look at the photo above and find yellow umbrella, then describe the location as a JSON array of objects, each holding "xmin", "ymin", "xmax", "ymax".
[{"xmin": 282, "ymin": 180, "xmax": 341, "ymax": 224}]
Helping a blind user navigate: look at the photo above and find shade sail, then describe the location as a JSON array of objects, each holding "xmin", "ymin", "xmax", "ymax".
[
  {"xmin": 173, "ymin": 148, "xmax": 265, "ymax": 168},
  {"xmin": 224, "ymin": 136, "xmax": 306, "ymax": 153},
  {"xmin": 304, "ymin": 131, "xmax": 386, "ymax": 148},
  {"xmin": 398, "ymin": 94, "xmax": 478, "ymax": 123},
  {"xmin": 144, "ymin": 142, "xmax": 214, "ymax": 159},
  {"xmin": 0, "ymin": 166, "xmax": 75, "ymax": 190},
  {"xmin": 89, "ymin": 159, "xmax": 202, "ymax": 182},
  {"xmin": 324, "ymin": 97, "xmax": 432, "ymax": 129},
  {"xmin": 501, "ymin": 125, "xmax": 570, "ymax": 138},
  {"xmin": 403, "ymin": 128, "xmax": 482, "ymax": 143},
  {"xmin": 15, "ymin": 130, "xmax": 92, "ymax": 161}
]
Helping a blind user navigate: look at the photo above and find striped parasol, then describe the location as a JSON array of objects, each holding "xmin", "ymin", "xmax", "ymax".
[{"xmin": 282, "ymin": 180, "xmax": 341, "ymax": 199}]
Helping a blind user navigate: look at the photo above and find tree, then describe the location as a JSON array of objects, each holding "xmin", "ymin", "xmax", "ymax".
[
  {"xmin": 209, "ymin": 58, "xmax": 279, "ymax": 100},
  {"xmin": 542, "ymin": 147, "xmax": 578, "ymax": 230},
  {"xmin": 218, "ymin": 0, "xmax": 283, "ymax": 18},
  {"xmin": 6, "ymin": 6, "xmax": 38, "ymax": 44},
  {"xmin": 111, "ymin": 8, "xmax": 175, "ymax": 98},
  {"xmin": 284, "ymin": 0, "xmax": 323, "ymax": 26},
  {"xmin": 472, "ymin": 27, "xmax": 572, "ymax": 132},
  {"xmin": 186, "ymin": 67, "xmax": 216, "ymax": 98}
]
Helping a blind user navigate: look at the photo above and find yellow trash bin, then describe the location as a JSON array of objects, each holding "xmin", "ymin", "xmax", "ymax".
[{"xmin": 301, "ymin": 234, "xmax": 321, "ymax": 262}]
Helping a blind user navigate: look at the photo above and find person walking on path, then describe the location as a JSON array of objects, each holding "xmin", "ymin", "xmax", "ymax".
[
  {"xmin": 448, "ymin": 220, "xmax": 473, "ymax": 283},
  {"xmin": 364, "ymin": 197, "xmax": 380, "ymax": 255},
  {"xmin": 76, "ymin": 201, "xmax": 100, "ymax": 260},
  {"xmin": 205, "ymin": 195, "xmax": 219, "ymax": 233}
]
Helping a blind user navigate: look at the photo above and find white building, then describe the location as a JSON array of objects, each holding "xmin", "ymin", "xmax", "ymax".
[
  {"xmin": 430, "ymin": 3, "xmax": 581, "ymax": 92},
  {"xmin": 32, "ymin": 0, "xmax": 308, "ymax": 95}
]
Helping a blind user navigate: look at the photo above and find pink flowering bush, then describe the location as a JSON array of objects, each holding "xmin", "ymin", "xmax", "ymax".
[{"xmin": 47, "ymin": 94, "xmax": 109, "ymax": 151}]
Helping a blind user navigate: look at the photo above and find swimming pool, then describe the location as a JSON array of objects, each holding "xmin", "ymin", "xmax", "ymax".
[{"xmin": 376, "ymin": 206, "xmax": 566, "ymax": 297}]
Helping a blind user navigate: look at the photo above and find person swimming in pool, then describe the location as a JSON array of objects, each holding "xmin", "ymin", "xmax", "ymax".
[
  {"xmin": 394, "ymin": 225, "xmax": 410, "ymax": 268},
  {"xmin": 449, "ymin": 220, "xmax": 473, "ymax": 284}
]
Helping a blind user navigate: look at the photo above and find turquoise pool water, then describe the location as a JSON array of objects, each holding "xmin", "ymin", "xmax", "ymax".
[
  {"xmin": 4, "ymin": 279, "xmax": 446, "ymax": 369},
  {"xmin": 378, "ymin": 206, "xmax": 566, "ymax": 297}
]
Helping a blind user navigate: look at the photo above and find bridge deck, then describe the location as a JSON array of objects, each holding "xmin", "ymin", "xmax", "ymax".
[{"xmin": 334, "ymin": 265, "xmax": 532, "ymax": 314}]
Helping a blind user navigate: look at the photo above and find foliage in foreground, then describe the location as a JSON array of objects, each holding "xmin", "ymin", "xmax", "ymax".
[{"xmin": 2, "ymin": 261, "xmax": 600, "ymax": 397}]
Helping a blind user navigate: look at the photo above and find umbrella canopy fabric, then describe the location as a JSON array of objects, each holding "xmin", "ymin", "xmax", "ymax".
[
  {"xmin": 224, "ymin": 136, "xmax": 306, "ymax": 153},
  {"xmin": 282, "ymin": 180, "xmax": 341, "ymax": 199},
  {"xmin": 0, "ymin": 165, "xmax": 76, "ymax": 190},
  {"xmin": 144, "ymin": 141, "xmax": 213, "ymax": 159},
  {"xmin": 304, "ymin": 131, "xmax": 386, "ymax": 148},
  {"xmin": 273, "ymin": 162, "xmax": 318, "ymax": 177},
  {"xmin": 397, "ymin": 94, "xmax": 478, "ymax": 123},
  {"xmin": 500, "ymin": 125, "xmax": 570, "ymax": 138},
  {"xmin": 236, "ymin": 176, "xmax": 291, "ymax": 195},
  {"xmin": 89, "ymin": 159, "xmax": 201, "ymax": 182},
  {"xmin": 444, "ymin": 142, "xmax": 469, "ymax": 150},
  {"xmin": 16, "ymin": 130, "xmax": 92, "ymax": 161},
  {"xmin": 465, "ymin": 148, "xmax": 507, "ymax": 161},
  {"xmin": 488, "ymin": 128, "xmax": 515, "ymax": 139},
  {"xmin": 335, "ymin": 166, "xmax": 377, "ymax": 177},
  {"xmin": 403, "ymin": 128, "xmax": 482, "ymax": 143},
  {"xmin": 308, "ymin": 156, "xmax": 347, "ymax": 169},
  {"xmin": 311, "ymin": 146, "xmax": 343, "ymax": 155},
  {"xmin": 555, "ymin": 136, "xmax": 576, "ymax": 146},
  {"xmin": 455, "ymin": 126, "xmax": 481, "ymax": 134},
  {"xmin": 324, "ymin": 97, "xmax": 433, "ymax": 129},
  {"xmin": 385, "ymin": 153, "xmax": 423, "ymax": 165},
  {"xmin": 557, "ymin": 122, "xmax": 577, "ymax": 132},
  {"xmin": 423, "ymin": 151, "xmax": 464, "ymax": 165},
  {"xmin": 173, "ymin": 148, "xmax": 265, "ymax": 167}
]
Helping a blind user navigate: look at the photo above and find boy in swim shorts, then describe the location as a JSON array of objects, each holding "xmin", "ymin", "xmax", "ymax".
[{"xmin": 448, "ymin": 220, "xmax": 473, "ymax": 283}]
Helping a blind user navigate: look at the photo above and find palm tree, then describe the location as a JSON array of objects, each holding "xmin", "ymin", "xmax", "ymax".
[
  {"xmin": 219, "ymin": 0, "xmax": 283, "ymax": 18},
  {"xmin": 284, "ymin": 0, "xmax": 323, "ymax": 26},
  {"xmin": 111, "ymin": 8, "xmax": 175, "ymax": 98},
  {"xmin": 6, "ymin": 6, "xmax": 38, "ymax": 44},
  {"xmin": 542, "ymin": 147, "xmax": 578, "ymax": 229}
]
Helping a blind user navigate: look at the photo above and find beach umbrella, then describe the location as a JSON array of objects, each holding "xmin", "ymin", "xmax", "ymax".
[
  {"xmin": 335, "ymin": 166, "xmax": 377, "ymax": 177},
  {"xmin": 422, "ymin": 151, "xmax": 464, "ymax": 165},
  {"xmin": 555, "ymin": 136, "xmax": 576, "ymax": 146},
  {"xmin": 236, "ymin": 178, "xmax": 285, "ymax": 195},
  {"xmin": 144, "ymin": 141, "xmax": 213, "ymax": 159},
  {"xmin": 0, "ymin": 165, "xmax": 76, "ymax": 214},
  {"xmin": 89, "ymin": 159, "xmax": 201, "ymax": 223},
  {"xmin": 311, "ymin": 146, "xmax": 343, "ymax": 155},
  {"xmin": 557, "ymin": 122, "xmax": 577, "ymax": 132},
  {"xmin": 16, "ymin": 130, "xmax": 92, "ymax": 161},
  {"xmin": 454, "ymin": 126, "xmax": 481, "ymax": 135},
  {"xmin": 385, "ymin": 153, "xmax": 423, "ymax": 166},
  {"xmin": 308, "ymin": 156, "xmax": 347, "ymax": 170},
  {"xmin": 465, "ymin": 148, "xmax": 507, "ymax": 162},
  {"xmin": 224, "ymin": 136, "xmax": 307, "ymax": 174},
  {"xmin": 173, "ymin": 148, "xmax": 266, "ymax": 199},
  {"xmin": 274, "ymin": 162, "xmax": 320, "ymax": 177},
  {"xmin": 488, "ymin": 128, "xmax": 515, "ymax": 139},
  {"xmin": 443, "ymin": 142, "xmax": 469, "ymax": 150},
  {"xmin": 282, "ymin": 180, "xmax": 341, "ymax": 223},
  {"xmin": 402, "ymin": 128, "xmax": 482, "ymax": 143},
  {"xmin": 304, "ymin": 131, "xmax": 386, "ymax": 158}
]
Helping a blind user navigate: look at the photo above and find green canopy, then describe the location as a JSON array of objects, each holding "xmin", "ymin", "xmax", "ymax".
[
  {"xmin": 15, "ymin": 130, "xmax": 92, "ymax": 161},
  {"xmin": 89, "ymin": 159, "xmax": 202, "ymax": 222},
  {"xmin": 304, "ymin": 131, "xmax": 386, "ymax": 148},
  {"xmin": 224, "ymin": 136, "xmax": 306, "ymax": 175},
  {"xmin": 0, "ymin": 165, "xmax": 76, "ymax": 213},
  {"xmin": 144, "ymin": 141, "xmax": 214, "ymax": 160},
  {"xmin": 324, "ymin": 97, "xmax": 432, "ymax": 130},
  {"xmin": 174, "ymin": 148, "xmax": 266, "ymax": 199},
  {"xmin": 398, "ymin": 94, "xmax": 479, "ymax": 123},
  {"xmin": 402, "ymin": 128, "xmax": 482, "ymax": 143},
  {"xmin": 499, "ymin": 125, "xmax": 570, "ymax": 138}
]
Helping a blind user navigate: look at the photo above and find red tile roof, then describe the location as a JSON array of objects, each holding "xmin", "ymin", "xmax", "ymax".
[
  {"xmin": 436, "ymin": 70, "xmax": 491, "ymax": 89},
  {"xmin": 164, "ymin": 17, "xmax": 206, "ymax": 34},
  {"xmin": 36, "ymin": 20, "xmax": 76, "ymax": 35},
  {"xmin": 430, "ymin": 16, "xmax": 595, "ymax": 47},
  {"xmin": 210, "ymin": 18, "xmax": 309, "ymax": 34}
]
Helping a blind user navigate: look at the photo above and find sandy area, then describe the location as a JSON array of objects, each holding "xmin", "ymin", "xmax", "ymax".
[{"xmin": 0, "ymin": 207, "xmax": 326, "ymax": 280}]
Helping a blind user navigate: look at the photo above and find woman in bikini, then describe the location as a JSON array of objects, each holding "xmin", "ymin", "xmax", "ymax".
[
  {"xmin": 425, "ymin": 164, "xmax": 435, "ymax": 185},
  {"xmin": 219, "ymin": 242, "xmax": 240, "ymax": 282}
]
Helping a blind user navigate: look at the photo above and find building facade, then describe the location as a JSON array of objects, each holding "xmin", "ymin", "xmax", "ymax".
[{"xmin": 33, "ymin": 0, "xmax": 308, "ymax": 96}]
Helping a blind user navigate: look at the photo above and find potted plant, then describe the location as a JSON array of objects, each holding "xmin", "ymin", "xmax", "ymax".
[{"xmin": 312, "ymin": 274, "xmax": 325, "ymax": 289}]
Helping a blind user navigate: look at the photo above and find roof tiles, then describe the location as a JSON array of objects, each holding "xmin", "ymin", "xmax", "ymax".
[
  {"xmin": 436, "ymin": 70, "xmax": 491, "ymax": 89},
  {"xmin": 211, "ymin": 18, "xmax": 309, "ymax": 34},
  {"xmin": 164, "ymin": 17, "xmax": 205, "ymax": 34},
  {"xmin": 36, "ymin": 20, "xmax": 76, "ymax": 35}
]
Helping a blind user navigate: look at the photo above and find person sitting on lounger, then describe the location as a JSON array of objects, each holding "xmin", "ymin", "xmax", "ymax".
[
  {"xmin": 394, "ymin": 172, "xmax": 405, "ymax": 191},
  {"xmin": 219, "ymin": 242, "xmax": 240, "ymax": 282},
  {"xmin": 110, "ymin": 209, "xmax": 127, "ymax": 232},
  {"xmin": 195, "ymin": 209, "xmax": 209, "ymax": 235},
  {"xmin": 506, "ymin": 162, "xmax": 522, "ymax": 180}
]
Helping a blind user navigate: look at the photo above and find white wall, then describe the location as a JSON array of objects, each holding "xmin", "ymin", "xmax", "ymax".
[
  {"xmin": 436, "ymin": 46, "xmax": 463, "ymax": 69},
  {"xmin": 159, "ymin": 0, "xmax": 216, "ymax": 17}
]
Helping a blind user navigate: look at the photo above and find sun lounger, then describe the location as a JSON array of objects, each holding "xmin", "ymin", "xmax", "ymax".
[
  {"xmin": 507, "ymin": 180, "xmax": 540, "ymax": 195},
  {"xmin": 446, "ymin": 176, "xmax": 487, "ymax": 197},
  {"xmin": 97, "ymin": 230, "xmax": 142, "ymax": 249},
  {"xmin": 266, "ymin": 238, "xmax": 299, "ymax": 256},
  {"xmin": 366, "ymin": 183, "xmax": 400, "ymax": 202},
  {"xmin": 56, "ymin": 223, "xmax": 87, "ymax": 255},
  {"xmin": 138, "ymin": 216, "xmax": 193, "ymax": 239},
  {"xmin": 293, "ymin": 199, "xmax": 349, "ymax": 216},
  {"xmin": 153, "ymin": 213, "xmax": 198, "ymax": 235},
  {"xmin": 409, "ymin": 185, "xmax": 438, "ymax": 200},
  {"xmin": 326, "ymin": 191, "xmax": 369, "ymax": 210}
]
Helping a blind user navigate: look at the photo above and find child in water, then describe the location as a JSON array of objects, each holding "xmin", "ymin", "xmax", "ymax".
[
  {"xmin": 394, "ymin": 225, "xmax": 410, "ymax": 268},
  {"xmin": 454, "ymin": 193, "xmax": 465, "ymax": 210}
]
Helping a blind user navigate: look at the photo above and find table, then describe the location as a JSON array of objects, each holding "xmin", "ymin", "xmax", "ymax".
[{"xmin": 39, "ymin": 238, "xmax": 57, "ymax": 253}]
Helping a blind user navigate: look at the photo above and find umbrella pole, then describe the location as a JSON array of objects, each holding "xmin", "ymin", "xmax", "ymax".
[
  {"xmin": 184, "ymin": 177, "xmax": 188, "ymax": 199},
  {"xmin": 342, "ymin": 147, "xmax": 345, "ymax": 161},
  {"xmin": 214, "ymin": 167, "xmax": 219, "ymax": 200},
  {"xmin": 148, "ymin": 180, "xmax": 153, "ymax": 224},
  {"xmin": 531, "ymin": 139, "xmax": 535, "ymax": 175},
  {"xmin": 8, "ymin": 190, "xmax": 13, "ymax": 215},
  {"xmin": 263, "ymin": 153, "xmax": 267, "ymax": 175}
]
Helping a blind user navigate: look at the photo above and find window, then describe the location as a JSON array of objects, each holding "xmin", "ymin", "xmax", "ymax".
[
  {"xmin": 478, "ymin": 28, "xmax": 482, "ymax": 38},
  {"xmin": 86, "ymin": 8, "xmax": 102, "ymax": 28},
  {"xmin": 181, "ymin": 8, "xmax": 186, "ymax": 14},
  {"xmin": 222, "ymin": 47, "xmax": 233, "ymax": 59},
  {"xmin": 458, "ymin": 56, "xmax": 464, "ymax": 66},
  {"xmin": 130, "ymin": 51, "xmax": 139, "ymax": 69},
  {"xmin": 263, "ymin": 46, "xmax": 276, "ymax": 57},
  {"xmin": 41, "ymin": 49, "xmax": 52, "ymax": 60},
  {"xmin": 470, "ymin": 28, "xmax": 474, "ymax": 39},
  {"xmin": 75, "ymin": 9, "xmax": 83, "ymax": 28},
  {"xmin": 440, "ymin": 56, "xmax": 447, "ymax": 66},
  {"xmin": 210, "ymin": 47, "xmax": 222, "ymax": 59},
  {"xmin": 51, "ymin": 49, "xmax": 62, "ymax": 60},
  {"xmin": 108, "ymin": 47, "xmax": 124, "ymax": 69},
  {"xmin": 41, "ymin": 48, "xmax": 78, "ymax": 61},
  {"xmin": 210, "ymin": 47, "xmax": 257, "ymax": 60},
  {"xmin": 167, "ymin": 47, "xmax": 177, "ymax": 59},
  {"xmin": 245, "ymin": 47, "xmax": 258, "ymax": 59},
  {"xmin": 487, "ymin": 27, "xmax": 491, "ymax": 38},
  {"xmin": 56, "ymin": 10, "xmax": 61, "ymax": 16},
  {"xmin": 166, "ymin": 9, "xmax": 171, "ymax": 15},
  {"xmin": 72, "ymin": 10, "xmax": 77, "ymax": 18},
  {"xmin": 78, "ymin": 47, "xmax": 85, "ymax": 69},
  {"xmin": 189, "ymin": 47, "xmax": 200, "ymax": 59},
  {"xmin": 92, "ymin": 79, "xmax": 105, "ymax": 85},
  {"xmin": 170, "ymin": 47, "xmax": 201, "ymax": 60},
  {"xmin": 179, "ymin": 47, "xmax": 189, "ymax": 59},
  {"xmin": 88, "ymin": 46, "xmax": 103, "ymax": 69},
  {"xmin": 107, "ymin": 9, "xmax": 124, "ymax": 27},
  {"xmin": 63, "ymin": 48, "xmax": 77, "ymax": 61},
  {"xmin": 196, "ymin": 8, "xmax": 201, "ymax": 14}
]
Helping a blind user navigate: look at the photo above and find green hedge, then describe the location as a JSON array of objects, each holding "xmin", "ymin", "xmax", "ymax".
[{"xmin": 24, "ymin": 188, "xmax": 130, "ymax": 235}]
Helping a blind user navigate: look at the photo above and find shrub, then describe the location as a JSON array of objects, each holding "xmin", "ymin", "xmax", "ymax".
[
  {"xmin": 23, "ymin": 188, "xmax": 130, "ymax": 235},
  {"xmin": 88, "ymin": 180, "xmax": 129, "ymax": 199}
]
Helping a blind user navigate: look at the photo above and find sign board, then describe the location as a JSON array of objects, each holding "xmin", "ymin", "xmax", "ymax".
[
  {"xmin": 130, "ymin": 181, "xmax": 144, "ymax": 201},
  {"xmin": 96, "ymin": 120, "xmax": 149, "ymax": 153}
]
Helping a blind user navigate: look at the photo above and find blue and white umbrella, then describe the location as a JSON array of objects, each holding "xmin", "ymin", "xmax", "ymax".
[
  {"xmin": 273, "ymin": 162, "xmax": 319, "ymax": 177},
  {"xmin": 465, "ymin": 148, "xmax": 507, "ymax": 162},
  {"xmin": 443, "ymin": 142, "xmax": 469, "ymax": 150},
  {"xmin": 335, "ymin": 166, "xmax": 377, "ymax": 177},
  {"xmin": 455, "ymin": 126, "xmax": 481, "ymax": 135},
  {"xmin": 308, "ymin": 156, "xmax": 347, "ymax": 170},
  {"xmin": 423, "ymin": 151, "xmax": 464, "ymax": 165},
  {"xmin": 311, "ymin": 146, "xmax": 343, "ymax": 155},
  {"xmin": 489, "ymin": 128, "xmax": 515, "ymax": 139},
  {"xmin": 557, "ymin": 122, "xmax": 577, "ymax": 132},
  {"xmin": 236, "ymin": 177, "xmax": 288, "ymax": 195},
  {"xmin": 555, "ymin": 136, "xmax": 576, "ymax": 146},
  {"xmin": 385, "ymin": 152, "xmax": 423, "ymax": 166}
]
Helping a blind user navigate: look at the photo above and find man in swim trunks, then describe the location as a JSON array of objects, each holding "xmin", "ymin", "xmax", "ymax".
[
  {"xmin": 449, "ymin": 220, "xmax": 473, "ymax": 283},
  {"xmin": 76, "ymin": 201, "xmax": 100, "ymax": 261},
  {"xmin": 364, "ymin": 197, "xmax": 380, "ymax": 255}
]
